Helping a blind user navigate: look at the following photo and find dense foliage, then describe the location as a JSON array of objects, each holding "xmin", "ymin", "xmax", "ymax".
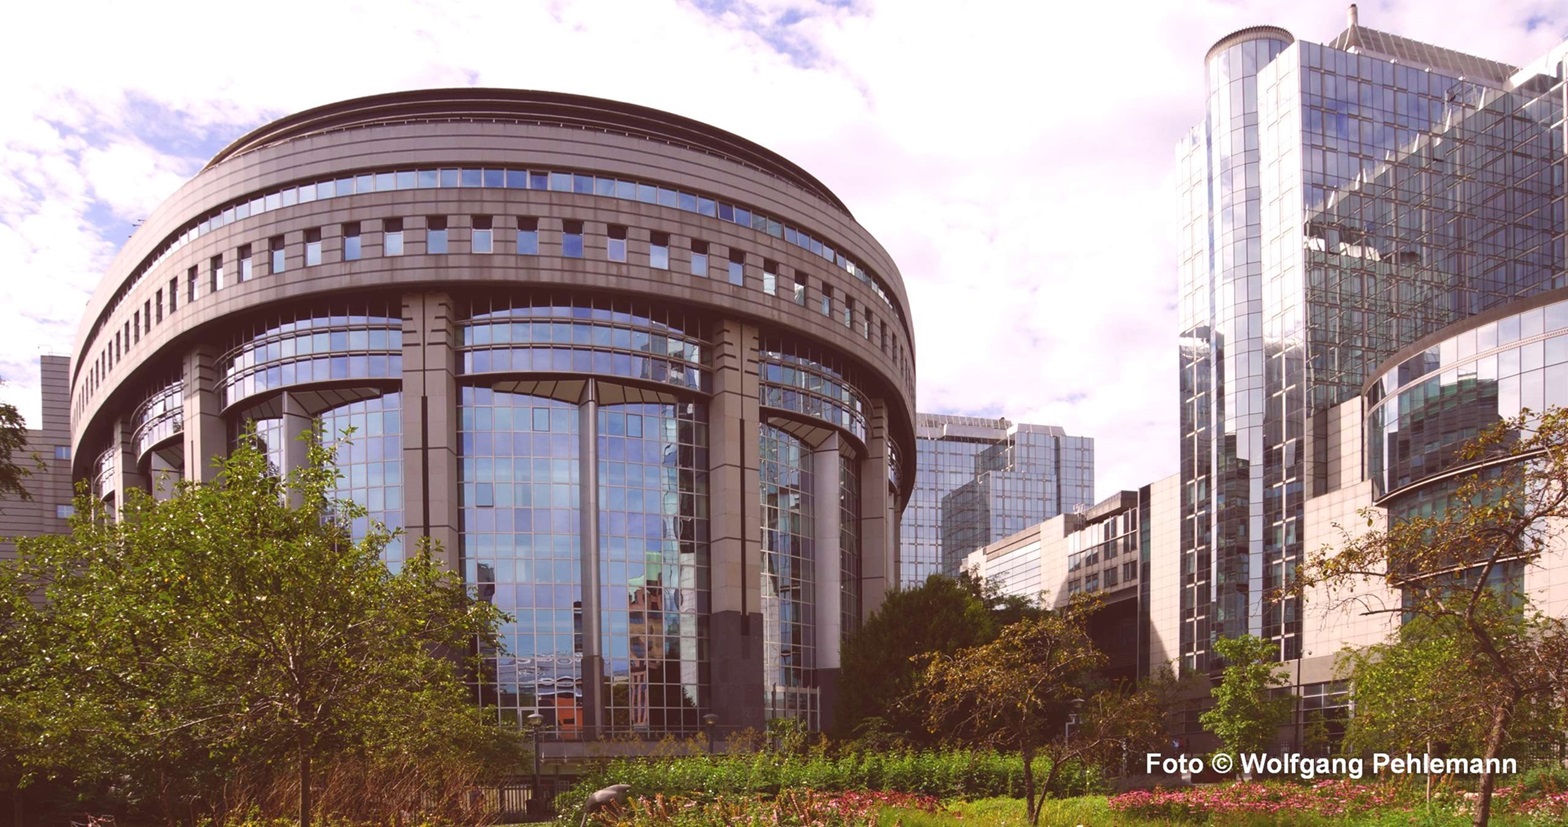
[
  {"xmin": 833, "ymin": 574, "xmax": 1035, "ymax": 744},
  {"xmin": 0, "ymin": 436, "xmax": 521, "ymax": 826},
  {"xmin": 1199, "ymin": 634, "xmax": 1292, "ymax": 757}
]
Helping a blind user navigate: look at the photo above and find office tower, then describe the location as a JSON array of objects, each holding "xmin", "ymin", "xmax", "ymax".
[
  {"xmin": 1177, "ymin": 12, "xmax": 1563, "ymax": 670},
  {"xmin": 899, "ymin": 413, "xmax": 1093, "ymax": 585}
]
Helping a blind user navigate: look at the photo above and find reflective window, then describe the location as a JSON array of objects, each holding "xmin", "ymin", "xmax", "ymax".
[
  {"xmin": 319, "ymin": 393, "xmax": 405, "ymax": 566},
  {"xmin": 461, "ymin": 296, "xmax": 709, "ymax": 392},
  {"xmin": 563, "ymin": 221, "xmax": 584, "ymax": 258},
  {"xmin": 384, "ymin": 218, "xmax": 404, "ymax": 256},
  {"xmin": 238, "ymin": 244, "xmax": 253, "ymax": 281},
  {"xmin": 473, "ymin": 215, "xmax": 493, "ymax": 254},
  {"xmin": 270, "ymin": 236, "xmax": 285, "ymax": 274},
  {"xmin": 758, "ymin": 338, "xmax": 869, "ymax": 444},
  {"xmin": 188, "ymin": 266, "xmax": 198, "ymax": 302},
  {"xmin": 643, "ymin": 232, "xmax": 669, "ymax": 270},
  {"xmin": 727, "ymin": 251, "xmax": 744, "ymax": 287},
  {"xmin": 210, "ymin": 255, "xmax": 224, "ymax": 292},
  {"xmin": 216, "ymin": 302, "xmax": 403, "ymax": 408},
  {"xmin": 760, "ymin": 424, "xmax": 817, "ymax": 729},
  {"xmin": 305, "ymin": 228, "xmax": 322, "ymax": 266},
  {"xmin": 428, "ymin": 216, "xmax": 448, "ymax": 254},
  {"xmin": 131, "ymin": 379, "xmax": 184, "ymax": 459},
  {"xmin": 517, "ymin": 217, "xmax": 538, "ymax": 255},
  {"xmin": 607, "ymin": 225, "xmax": 627, "ymax": 263},
  {"xmin": 343, "ymin": 223, "xmax": 361, "ymax": 261},
  {"xmin": 690, "ymin": 241, "xmax": 708, "ymax": 278}
]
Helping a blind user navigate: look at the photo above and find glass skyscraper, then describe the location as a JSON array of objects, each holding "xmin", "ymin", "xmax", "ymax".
[
  {"xmin": 899, "ymin": 413, "xmax": 1094, "ymax": 585},
  {"xmin": 1178, "ymin": 15, "xmax": 1564, "ymax": 670}
]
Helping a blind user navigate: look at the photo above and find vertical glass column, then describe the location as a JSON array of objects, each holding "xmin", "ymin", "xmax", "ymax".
[{"xmin": 759, "ymin": 423, "xmax": 817, "ymax": 728}]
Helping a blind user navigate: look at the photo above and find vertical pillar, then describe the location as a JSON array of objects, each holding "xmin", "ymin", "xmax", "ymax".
[
  {"xmin": 181, "ymin": 345, "xmax": 227, "ymax": 483},
  {"xmin": 811, "ymin": 434, "xmax": 843, "ymax": 731},
  {"xmin": 281, "ymin": 392, "xmax": 312, "ymax": 479},
  {"xmin": 577, "ymin": 379, "xmax": 604, "ymax": 739},
  {"xmin": 859, "ymin": 401, "xmax": 895, "ymax": 616},
  {"xmin": 112, "ymin": 416, "xmax": 148, "ymax": 514},
  {"xmin": 707, "ymin": 319, "xmax": 763, "ymax": 733},
  {"xmin": 401, "ymin": 292, "xmax": 460, "ymax": 570}
]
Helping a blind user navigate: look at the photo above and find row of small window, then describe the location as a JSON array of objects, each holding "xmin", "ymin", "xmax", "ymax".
[
  {"xmin": 96, "ymin": 164, "xmax": 903, "ymax": 356},
  {"xmin": 1066, "ymin": 561, "xmax": 1140, "ymax": 595}
]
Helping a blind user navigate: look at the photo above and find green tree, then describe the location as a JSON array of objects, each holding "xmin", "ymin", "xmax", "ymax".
[
  {"xmin": 0, "ymin": 382, "xmax": 37, "ymax": 505},
  {"xmin": 1199, "ymin": 634, "xmax": 1291, "ymax": 758},
  {"xmin": 834, "ymin": 573, "xmax": 1035, "ymax": 743},
  {"xmin": 1, "ymin": 434, "xmax": 520, "ymax": 826},
  {"xmin": 1302, "ymin": 409, "xmax": 1568, "ymax": 827},
  {"xmin": 916, "ymin": 600, "xmax": 1163, "ymax": 826}
]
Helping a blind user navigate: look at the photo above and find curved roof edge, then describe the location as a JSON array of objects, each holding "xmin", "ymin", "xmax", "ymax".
[
  {"xmin": 206, "ymin": 87, "xmax": 852, "ymax": 216},
  {"xmin": 1206, "ymin": 25, "xmax": 1295, "ymax": 64}
]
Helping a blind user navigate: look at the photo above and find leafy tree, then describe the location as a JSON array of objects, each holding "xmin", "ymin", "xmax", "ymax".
[
  {"xmin": 1301, "ymin": 408, "xmax": 1568, "ymax": 826},
  {"xmin": 915, "ymin": 600, "xmax": 1164, "ymax": 826},
  {"xmin": 1199, "ymin": 634, "xmax": 1292, "ymax": 758},
  {"xmin": 0, "ymin": 434, "xmax": 520, "ymax": 826},
  {"xmin": 834, "ymin": 573, "xmax": 1036, "ymax": 743},
  {"xmin": 0, "ymin": 382, "xmax": 37, "ymax": 506}
]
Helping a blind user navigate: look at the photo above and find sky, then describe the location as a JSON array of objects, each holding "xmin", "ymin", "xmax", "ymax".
[{"xmin": 2, "ymin": 0, "xmax": 1567, "ymax": 497}]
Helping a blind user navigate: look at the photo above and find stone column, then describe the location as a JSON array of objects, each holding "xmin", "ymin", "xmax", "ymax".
[
  {"xmin": 707, "ymin": 319, "xmax": 763, "ymax": 733},
  {"xmin": 400, "ymin": 292, "xmax": 461, "ymax": 570},
  {"xmin": 859, "ymin": 401, "xmax": 895, "ymax": 616},
  {"xmin": 181, "ymin": 345, "xmax": 227, "ymax": 483},
  {"xmin": 577, "ymin": 379, "xmax": 604, "ymax": 739},
  {"xmin": 811, "ymin": 434, "xmax": 843, "ymax": 731}
]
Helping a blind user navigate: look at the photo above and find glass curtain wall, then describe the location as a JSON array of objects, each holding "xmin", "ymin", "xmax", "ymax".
[{"xmin": 759, "ymin": 423, "xmax": 817, "ymax": 727}]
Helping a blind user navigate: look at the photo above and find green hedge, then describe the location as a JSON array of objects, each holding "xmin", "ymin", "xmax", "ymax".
[{"xmin": 557, "ymin": 748, "xmax": 1099, "ymax": 821}]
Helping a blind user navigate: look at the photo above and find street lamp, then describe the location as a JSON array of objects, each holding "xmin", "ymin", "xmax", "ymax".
[
  {"xmin": 702, "ymin": 713, "xmax": 718, "ymax": 755},
  {"xmin": 527, "ymin": 711, "xmax": 545, "ymax": 817},
  {"xmin": 1063, "ymin": 698, "xmax": 1084, "ymax": 744}
]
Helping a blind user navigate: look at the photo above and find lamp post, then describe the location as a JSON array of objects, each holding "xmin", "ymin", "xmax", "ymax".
[
  {"xmin": 702, "ymin": 713, "xmax": 718, "ymax": 755},
  {"xmin": 527, "ymin": 711, "xmax": 544, "ymax": 817}
]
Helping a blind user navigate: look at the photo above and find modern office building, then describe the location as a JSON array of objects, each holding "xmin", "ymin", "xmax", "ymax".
[
  {"xmin": 66, "ymin": 89, "xmax": 917, "ymax": 737},
  {"xmin": 898, "ymin": 413, "xmax": 1093, "ymax": 586},
  {"xmin": 1176, "ymin": 8, "xmax": 1566, "ymax": 672},
  {"xmin": 963, "ymin": 479, "xmax": 1182, "ymax": 682},
  {"xmin": 0, "ymin": 357, "xmax": 76, "ymax": 562}
]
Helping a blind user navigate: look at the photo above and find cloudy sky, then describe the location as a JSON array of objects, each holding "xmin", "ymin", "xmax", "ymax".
[{"xmin": 3, "ymin": 0, "xmax": 1566, "ymax": 496}]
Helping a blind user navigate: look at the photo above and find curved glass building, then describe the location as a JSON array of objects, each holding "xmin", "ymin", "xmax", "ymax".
[{"xmin": 70, "ymin": 89, "xmax": 916, "ymax": 737}]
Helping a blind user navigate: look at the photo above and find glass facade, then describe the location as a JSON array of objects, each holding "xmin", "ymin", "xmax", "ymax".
[
  {"xmin": 318, "ymin": 393, "xmax": 404, "ymax": 566},
  {"xmin": 1178, "ymin": 25, "xmax": 1565, "ymax": 670},
  {"xmin": 1368, "ymin": 296, "xmax": 1568, "ymax": 498},
  {"xmin": 900, "ymin": 414, "xmax": 1094, "ymax": 585},
  {"xmin": 131, "ymin": 379, "xmax": 183, "ymax": 460},
  {"xmin": 759, "ymin": 423, "xmax": 817, "ymax": 728},
  {"xmin": 217, "ymin": 305, "xmax": 402, "ymax": 408}
]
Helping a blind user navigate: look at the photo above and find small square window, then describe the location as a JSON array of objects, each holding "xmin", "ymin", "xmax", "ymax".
[
  {"xmin": 270, "ymin": 236, "xmax": 286, "ymax": 273},
  {"xmin": 56, "ymin": 504, "xmax": 75, "ymax": 519},
  {"xmin": 53, "ymin": 445, "xmax": 70, "ymax": 460},
  {"xmin": 728, "ymin": 251, "xmax": 744, "ymax": 286},
  {"xmin": 690, "ymin": 240, "xmax": 708, "ymax": 277},
  {"xmin": 210, "ymin": 255, "xmax": 224, "ymax": 291},
  {"xmin": 238, "ymin": 244, "xmax": 253, "ymax": 281}
]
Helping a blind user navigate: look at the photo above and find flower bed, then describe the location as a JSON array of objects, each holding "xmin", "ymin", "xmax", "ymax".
[
  {"xmin": 1108, "ymin": 780, "xmax": 1403, "ymax": 821},
  {"xmin": 595, "ymin": 790, "xmax": 945, "ymax": 827}
]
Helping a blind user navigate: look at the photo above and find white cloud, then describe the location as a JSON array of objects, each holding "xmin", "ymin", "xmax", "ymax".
[{"xmin": 1, "ymin": 0, "xmax": 1565, "ymax": 499}]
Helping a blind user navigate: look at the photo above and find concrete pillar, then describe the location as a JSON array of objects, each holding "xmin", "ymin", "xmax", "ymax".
[
  {"xmin": 112, "ymin": 416, "xmax": 148, "ymax": 514},
  {"xmin": 859, "ymin": 401, "xmax": 895, "ymax": 616},
  {"xmin": 707, "ymin": 319, "xmax": 763, "ymax": 733},
  {"xmin": 181, "ymin": 345, "xmax": 227, "ymax": 483},
  {"xmin": 149, "ymin": 451, "xmax": 180, "ymax": 501},
  {"xmin": 578, "ymin": 380, "xmax": 604, "ymax": 739},
  {"xmin": 281, "ymin": 392, "xmax": 313, "ymax": 474},
  {"xmin": 401, "ymin": 292, "xmax": 460, "ymax": 570},
  {"xmin": 812, "ymin": 434, "xmax": 843, "ymax": 731}
]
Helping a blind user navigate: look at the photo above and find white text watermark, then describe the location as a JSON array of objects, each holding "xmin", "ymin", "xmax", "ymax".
[{"xmin": 1144, "ymin": 753, "xmax": 1517, "ymax": 781}]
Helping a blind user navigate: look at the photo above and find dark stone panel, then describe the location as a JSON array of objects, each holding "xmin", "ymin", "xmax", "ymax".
[{"xmin": 709, "ymin": 609, "xmax": 764, "ymax": 733}]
